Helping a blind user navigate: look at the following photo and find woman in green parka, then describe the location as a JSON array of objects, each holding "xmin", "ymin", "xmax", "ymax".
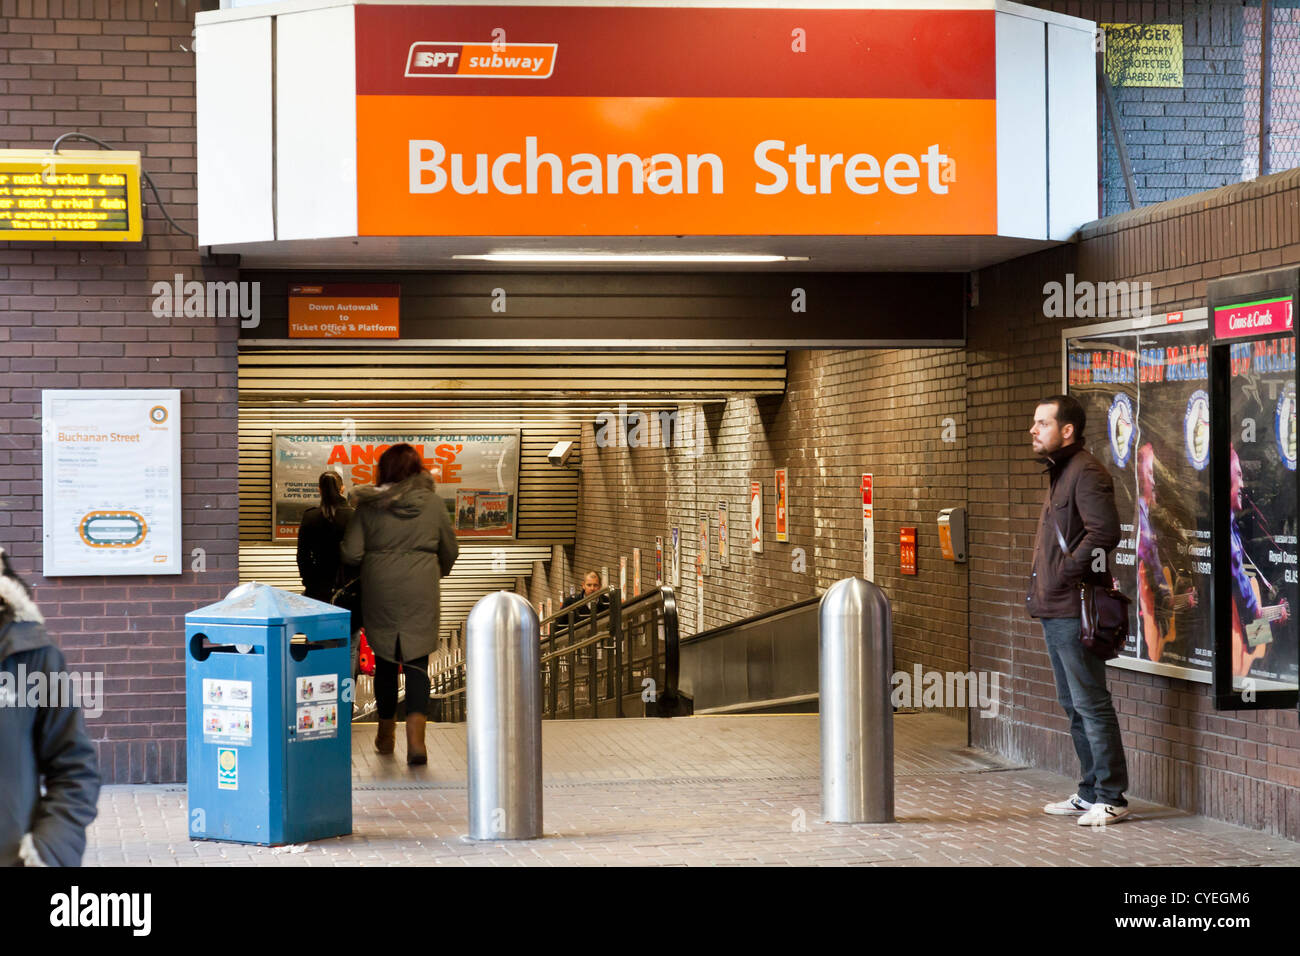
[{"xmin": 342, "ymin": 443, "xmax": 458, "ymax": 765}]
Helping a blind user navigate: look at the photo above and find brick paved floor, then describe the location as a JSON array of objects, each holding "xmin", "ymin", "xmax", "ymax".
[{"xmin": 83, "ymin": 714, "xmax": 1300, "ymax": 866}]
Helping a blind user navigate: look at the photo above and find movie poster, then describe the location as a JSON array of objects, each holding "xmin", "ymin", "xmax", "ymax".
[
  {"xmin": 474, "ymin": 492, "xmax": 509, "ymax": 531},
  {"xmin": 1066, "ymin": 327, "xmax": 1213, "ymax": 680},
  {"xmin": 271, "ymin": 431, "xmax": 520, "ymax": 540},
  {"xmin": 455, "ymin": 489, "xmax": 479, "ymax": 531},
  {"xmin": 1225, "ymin": 333, "xmax": 1298, "ymax": 690}
]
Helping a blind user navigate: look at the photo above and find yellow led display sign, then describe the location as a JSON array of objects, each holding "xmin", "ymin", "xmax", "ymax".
[{"xmin": 0, "ymin": 149, "xmax": 143, "ymax": 242}]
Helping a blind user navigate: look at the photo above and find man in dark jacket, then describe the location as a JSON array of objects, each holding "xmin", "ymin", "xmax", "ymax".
[
  {"xmin": 0, "ymin": 548, "xmax": 101, "ymax": 865},
  {"xmin": 560, "ymin": 571, "xmax": 611, "ymax": 615},
  {"xmin": 1026, "ymin": 395, "xmax": 1129, "ymax": 826}
]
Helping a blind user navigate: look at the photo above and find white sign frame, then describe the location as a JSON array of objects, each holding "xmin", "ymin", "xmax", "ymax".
[{"xmin": 42, "ymin": 389, "xmax": 183, "ymax": 576}]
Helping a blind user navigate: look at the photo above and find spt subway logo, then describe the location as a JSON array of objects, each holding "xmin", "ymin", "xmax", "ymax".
[{"xmin": 405, "ymin": 42, "xmax": 557, "ymax": 79}]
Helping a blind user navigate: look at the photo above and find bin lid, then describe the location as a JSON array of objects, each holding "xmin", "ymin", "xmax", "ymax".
[{"xmin": 185, "ymin": 581, "xmax": 349, "ymax": 626}]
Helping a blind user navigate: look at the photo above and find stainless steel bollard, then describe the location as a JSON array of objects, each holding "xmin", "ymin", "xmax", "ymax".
[
  {"xmin": 466, "ymin": 591, "xmax": 543, "ymax": 840},
  {"xmin": 819, "ymin": 577, "xmax": 894, "ymax": 824}
]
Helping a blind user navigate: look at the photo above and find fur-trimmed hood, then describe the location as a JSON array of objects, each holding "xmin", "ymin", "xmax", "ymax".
[
  {"xmin": 349, "ymin": 471, "xmax": 436, "ymax": 520},
  {"xmin": 0, "ymin": 548, "xmax": 50, "ymax": 663},
  {"xmin": 0, "ymin": 573, "xmax": 43, "ymax": 625}
]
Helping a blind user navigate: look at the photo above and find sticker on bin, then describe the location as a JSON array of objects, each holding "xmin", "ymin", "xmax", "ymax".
[
  {"xmin": 204, "ymin": 678, "xmax": 251, "ymax": 706},
  {"xmin": 296, "ymin": 674, "xmax": 338, "ymax": 703},
  {"xmin": 203, "ymin": 707, "xmax": 252, "ymax": 744},
  {"xmin": 296, "ymin": 703, "xmax": 339, "ymax": 740},
  {"xmin": 295, "ymin": 674, "xmax": 339, "ymax": 741},
  {"xmin": 217, "ymin": 747, "xmax": 238, "ymax": 790},
  {"xmin": 202, "ymin": 679, "xmax": 253, "ymax": 745}
]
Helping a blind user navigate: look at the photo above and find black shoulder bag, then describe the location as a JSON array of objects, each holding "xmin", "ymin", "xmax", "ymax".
[{"xmin": 1052, "ymin": 516, "xmax": 1131, "ymax": 661}]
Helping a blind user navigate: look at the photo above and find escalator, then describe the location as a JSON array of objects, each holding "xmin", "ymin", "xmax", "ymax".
[
  {"xmin": 679, "ymin": 598, "xmax": 821, "ymax": 715},
  {"xmin": 422, "ymin": 587, "xmax": 823, "ymax": 721}
]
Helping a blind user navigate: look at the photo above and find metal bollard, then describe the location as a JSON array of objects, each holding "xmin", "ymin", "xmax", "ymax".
[
  {"xmin": 466, "ymin": 591, "xmax": 543, "ymax": 840},
  {"xmin": 819, "ymin": 577, "xmax": 894, "ymax": 824}
]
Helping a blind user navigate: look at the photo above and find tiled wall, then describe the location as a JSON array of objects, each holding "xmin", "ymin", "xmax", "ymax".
[{"xmin": 572, "ymin": 349, "xmax": 971, "ymax": 716}]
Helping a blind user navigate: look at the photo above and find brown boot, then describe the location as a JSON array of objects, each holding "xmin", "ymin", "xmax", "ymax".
[
  {"xmin": 375, "ymin": 718, "xmax": 396, "ymax": 755},
  {"xmin": 405, "ymin": 713, "xmax": 427, "ymax": 766}
]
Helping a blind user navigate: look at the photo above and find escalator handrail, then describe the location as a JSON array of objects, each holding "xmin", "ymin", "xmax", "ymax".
[
  {"xmin": 682, "ymin": 594, "xmax": 820, "ymax": 645},
  {"xmin": 613, "ymin": 585, "xmax": 680, "ymax": 701}
]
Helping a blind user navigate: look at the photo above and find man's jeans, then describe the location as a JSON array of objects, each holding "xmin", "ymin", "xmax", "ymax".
[{"xmin": 1042, "ymin": 617, "xmax": 1129, "ymax": 806}]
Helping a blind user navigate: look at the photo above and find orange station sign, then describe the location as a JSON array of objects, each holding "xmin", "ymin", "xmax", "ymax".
[
  {"xmin": 354, "ymin": 6, "xmax": 997, "ymax": 237},
  {"xmin": 288, "ymin": 283, "xmax": 400, "ymax": 339}
]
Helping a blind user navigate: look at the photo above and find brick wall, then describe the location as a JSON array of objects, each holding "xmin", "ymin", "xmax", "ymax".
[
  {"xmin": 1028, "ymin": 0, "xmax": 1248, "ymax": 218},
  {"xmin": 572, "ymin": 349, "xmax": 970, "ymax": 716},
  {"xmin": 969, "ymin": 166, "xmax": 1300, "ymax": 839},
  {"xmin": 0, "ymin": 0, "xmax": 236, "ymax": 784}
]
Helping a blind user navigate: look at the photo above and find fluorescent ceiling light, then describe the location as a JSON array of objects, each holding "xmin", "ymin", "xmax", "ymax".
[{"xmin": 453, "ymin": 253, "xmax": 808, "ymax": 263}]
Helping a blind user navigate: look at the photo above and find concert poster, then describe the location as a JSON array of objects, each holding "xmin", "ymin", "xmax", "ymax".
[
  {"xmin": 1225, "ymin": 334, "xmax": 1298, "ymax": 689},
  {"xmin": 1066, "ymin": 325, "xmax": 1214, "ymax": 680}
]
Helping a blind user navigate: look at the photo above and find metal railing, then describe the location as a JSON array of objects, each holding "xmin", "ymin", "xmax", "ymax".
[
  {"xmin": 427, "ymin": 584, "xmax": 683, "ymax": 722},
  {"xmin": 429, "ymin": 655, "xmax": 466, "ymax": 723}
]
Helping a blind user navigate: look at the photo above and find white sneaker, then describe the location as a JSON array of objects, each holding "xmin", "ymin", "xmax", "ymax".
[
  {"xmin": 1077, "ymin": 803, "xmax": 1131, "ymax": 826},
  {"xmin": 1043, "ymin": 794, "xmax": 1093, "ymax": 815}
]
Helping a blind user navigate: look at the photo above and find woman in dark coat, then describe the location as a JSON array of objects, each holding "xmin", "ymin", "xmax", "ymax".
[
  {"xmin": 297, "ymin": 472, "xmax": 361, "ymax": 676},
  {"xmin": 342, "ymin": 444, "xmax": 458, "ymax": 765},
  {"xmin": 296, "ymin": 471, "xmax": 353, "ymax": 602}
]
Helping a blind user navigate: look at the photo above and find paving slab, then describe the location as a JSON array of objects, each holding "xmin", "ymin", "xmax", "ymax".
[{"xmin": 82, "ymin": 713, "xmax": 1300, "ymax": 866}]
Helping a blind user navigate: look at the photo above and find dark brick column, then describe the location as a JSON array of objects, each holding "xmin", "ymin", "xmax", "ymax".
[{"xmin": 0, "ymin": 0, "xmax": 238, "ymax": 783}]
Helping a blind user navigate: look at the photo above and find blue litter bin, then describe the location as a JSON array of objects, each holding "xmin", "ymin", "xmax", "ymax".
[{"xmin": 186, "ymin": 582, "xmax": 352, "ymax": 845}]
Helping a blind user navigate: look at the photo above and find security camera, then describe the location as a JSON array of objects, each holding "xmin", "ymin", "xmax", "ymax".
[{"xmin": 548, "ymin": 440, "xmax": 575, "ymax": 467}]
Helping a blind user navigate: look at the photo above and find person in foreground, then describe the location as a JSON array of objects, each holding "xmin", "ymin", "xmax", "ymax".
[
  {"xmin": 1026, "ymin": 395, "xmax": 1130, "ymax": 826},
  {"xmin": 0, "ymin": 547, "xmax": 101, "ymax": 865},
  {"xmin": 342, "ymin": 444, "xmax": 458, "ymax": 766}
]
